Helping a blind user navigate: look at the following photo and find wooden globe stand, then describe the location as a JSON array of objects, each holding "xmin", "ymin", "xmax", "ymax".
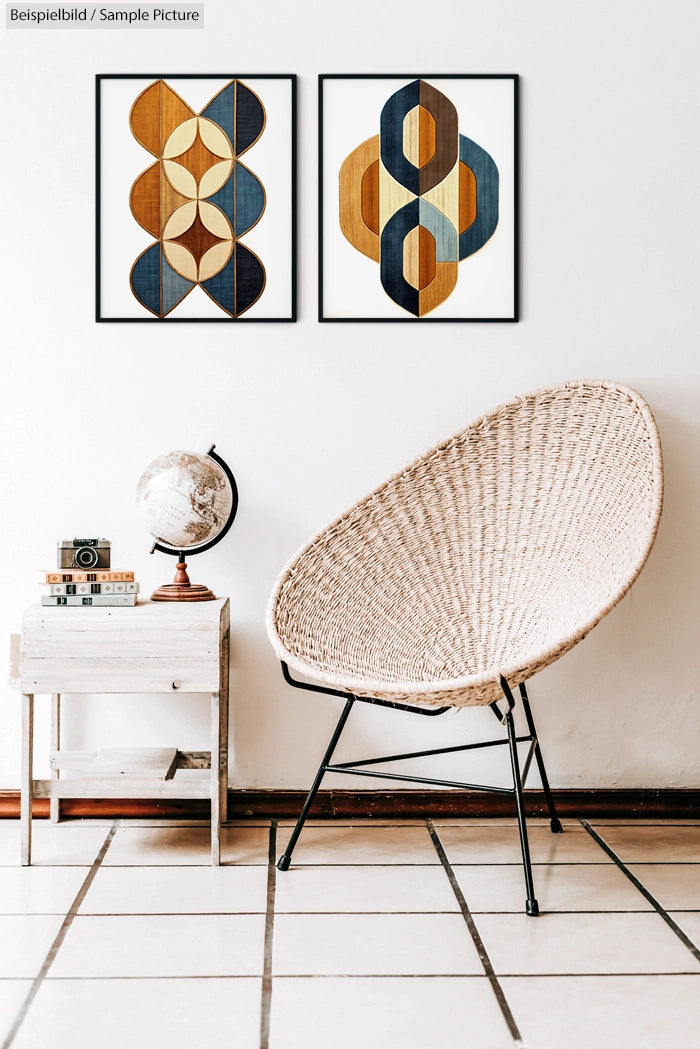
[{"xmin": 150, "ymin": 560, "xmax": 216, "ymax": 602}]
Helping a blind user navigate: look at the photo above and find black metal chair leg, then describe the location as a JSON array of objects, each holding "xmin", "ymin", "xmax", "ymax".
[
  {"xmin": 518, "ymin": 683, "xmax": 563, "ymax": 834},
  {"xmin": 277, "ymin": 697, "xmax": 355, "ymax": 872},
  {"xmin": 505, "ymin": 707, "xmax": 540, "ymax": 916}
]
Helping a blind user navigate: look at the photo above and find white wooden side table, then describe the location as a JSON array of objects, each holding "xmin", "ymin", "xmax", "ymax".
[{"xmin": 14, "ymin": 598, "xmax": 230, "ymax": 865}]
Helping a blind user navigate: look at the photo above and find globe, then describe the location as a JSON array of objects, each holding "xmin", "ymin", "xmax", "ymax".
[{"xmin": 135, "ymin": 445, "xmax": 238, "ymax": 601}]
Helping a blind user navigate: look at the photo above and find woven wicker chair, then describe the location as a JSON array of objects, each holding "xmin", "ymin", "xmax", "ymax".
[{"xmin": 267, "ymin": 379, "xmax": 663, "ymax": 915}]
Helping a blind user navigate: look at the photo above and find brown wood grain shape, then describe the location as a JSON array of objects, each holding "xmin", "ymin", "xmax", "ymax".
[
  {"xmin": 360, "ymin": 160, "xmax": 380, "ymax": 235},
  {"xmin": 404, "ymin": 226, "xmax": 436, "ymax": 290},
  {"xmin": 339, "ymin": 135, "xmax": 381, "ymax": 261},
  {"xmin": 160, "ymin": 170, "xmax": 191, "ymax": 236},
  {"xmin": 172, "ymin": 129, "xmax": 220, "ymax": 180},
  {"xmin": 129, "ymin": 162, "xmax": 161, "ymax": 237},
  {"xmin": 403, "ymin": 105, "xmax": 437, "ymax": 169},
  {"xmin": 130, "ymin": 80, "xmax": 194, "ymax": 157},
  {"xmin": 419, "ymin": 261, "xmax": 458, "ymax": 316},
  {"xmin": 418, "ymin": 105, "xmax": 437, "ymax": 167},
  {"xmin": 417, "ymin": 81, "xmax": 458, "ymax": 194},
  {"xmin": 159, "ymin": 82, "xmax": 196, "ymax": 153},
  {"xmin": 172, "ymin": 208, "xmax": 225, "ymax": 264}
]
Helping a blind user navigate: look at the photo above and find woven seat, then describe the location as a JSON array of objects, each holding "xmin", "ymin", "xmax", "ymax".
[
  {"xmin": 268, "ymin": 380, "xmax": 663, "ymax": 706},
  {"xmin": 267, "ymin": 379, "xmax": 663, "ymax": 914}
]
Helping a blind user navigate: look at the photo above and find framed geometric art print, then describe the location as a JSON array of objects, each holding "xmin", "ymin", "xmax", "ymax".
[
  {"xmin": 96, "ymin": 74, "xmax": 296, "ymax": 322},
  {"xmin": 319, "ymin": 74, "xmax": 518, "ymax": 322}
]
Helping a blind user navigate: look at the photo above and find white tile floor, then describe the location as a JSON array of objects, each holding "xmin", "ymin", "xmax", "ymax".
[{"xmin": 0, "ymin": 817, "xmax": 698, "ymax": 1049}]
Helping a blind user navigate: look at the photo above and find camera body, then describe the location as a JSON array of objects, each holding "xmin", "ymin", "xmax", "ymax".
[{"xmin": 58, "ymin": 539, "xmax": 111, "ymax": 570}]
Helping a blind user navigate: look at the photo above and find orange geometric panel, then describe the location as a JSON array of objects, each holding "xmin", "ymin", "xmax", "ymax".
[
  {"xmin": 458, "ymin": 162, "xmax": 477, "ymax": 235},
  {"xmin": 130, "ymin": 81, "xmax": 195, "ymax": 157}
]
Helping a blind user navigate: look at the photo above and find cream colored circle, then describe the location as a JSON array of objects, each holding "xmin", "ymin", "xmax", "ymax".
[
  {"xmin": 163, "ymin": 241, "xmax": 197, "ymax": 282},
  {"xmin": 199, "ymin": 160, "xmax": 233, "ymax": 199},
  {"xmin": 199, "ymin": 241, "xmax": 233, "ymax": 281},
  {"xmin": 199, "ymin": 201, "xmax": 233, "ymax": 238},
  {"xmin": 163, "ymin": 160, "xmax": 197, "ymax": 199},
  {"xmin": 162, "ymin": 117, "xmax": 198, "ymax": 159},
  {"xmin": 198, "ymin": 117, "xmax": 233, "ymax": 159},
  {"xmin": 162, "ymin": 202, "xmax": 198, "ymax": 241}
]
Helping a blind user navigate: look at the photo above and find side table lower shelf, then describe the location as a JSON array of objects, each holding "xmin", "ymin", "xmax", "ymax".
[
  {"xmin": 22, "ymin": 693, "xmax": 228, "ymax": 866},
  {"xmin": 40, "ymin": 747, "xmax": 216, "ymax": 801}
]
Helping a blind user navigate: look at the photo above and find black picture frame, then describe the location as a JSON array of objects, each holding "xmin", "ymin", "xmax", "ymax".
[
  {"xmin": 319, "ymin": 74, "xmax": 519, "ymax": 323},
  {"xmin": 96, "ymin": 73, "xmax": 297, "ymax": 322}
]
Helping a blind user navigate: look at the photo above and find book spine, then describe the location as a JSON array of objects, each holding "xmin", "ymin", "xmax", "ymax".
[
  {"xmin": 41, "ymin": 595, "xmax": 138, "ymax": 607},
  {"xmin": 47, "ymin": 582, "xmax": 140, "ymax": 596},
  {"xmin": 38, "ymin": 570, "xmax": 136, "ymax": 584}
]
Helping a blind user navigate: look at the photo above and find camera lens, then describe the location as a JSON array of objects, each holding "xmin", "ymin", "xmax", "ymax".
[{"xmin": 75, "ymin": 546, "xmax": 99, "ymax": 569}]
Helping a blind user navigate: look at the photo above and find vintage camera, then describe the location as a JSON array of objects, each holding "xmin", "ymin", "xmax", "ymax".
[{"xmin": 58, "ymin": 539, "xmax": 111, "ymax": 570}]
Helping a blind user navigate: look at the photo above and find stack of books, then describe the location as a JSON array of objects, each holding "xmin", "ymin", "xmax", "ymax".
[{"xmin": 38, "ymin": 540, "xmax": 140, "ymax": 607}]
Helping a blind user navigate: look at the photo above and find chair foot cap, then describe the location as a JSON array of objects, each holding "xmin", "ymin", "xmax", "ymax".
[
  {"xmin": 277, "ymin": 855, "xmax": 291, "ymax": 872},
  {"xmin": 550, "ymin": 818, "xmax": 563, "ymax": 834},
  {"xmin": 526, "ymin": 899, "xmax": 540, "ymax": 917}
]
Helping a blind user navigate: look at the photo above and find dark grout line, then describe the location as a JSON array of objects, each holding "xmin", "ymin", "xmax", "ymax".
[
  {"xmin": 4, "ymin": 970, "xmax": 698, "ymax": 982},
  {"xmin": 270, "ymin": 909, "xmax": 661, "ymax": 916},
  {"xmin": 266, "ymin": 970, "xmax": 700, "ymax": 978},
  {"xmin": 493, "ymin": 970, "xmax": 700, "ymax": 978},
  {"xmin": 580, "ymin": 821, "xmax": 700, "ymax": 964},
  {"xmin": 246, "ymin": 860, "xmax": 620, "ymax": 868},
  {"xmin": 260, "ymin": 821, "xmax": 278, "ymax": 1049},
  {"xmin": 40, "ymin": 972, "xmax": 262, "ymax": 980},
  {"xmin": 426, "ymin": 820, "xmax": 526, "ymax": 1048},
  {"xmin": 1, "ymin": 820, "xmax": 120, "ymax": 1049},
  {"xmin": 63, "ymin": 911, "xmax": 269, "ymax": 917},
  {"xmin": 0, "ymin": 905, "xmax": 687, "ymax": 919},
  {"xmin": 94, "ymin": 863, "xmax": 271, "ymax": 868}
]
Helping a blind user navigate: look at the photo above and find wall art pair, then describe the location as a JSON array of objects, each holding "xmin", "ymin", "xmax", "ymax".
[{"xmin": 96, "ymin": 74, "xmax": 518, "ymax": 323}]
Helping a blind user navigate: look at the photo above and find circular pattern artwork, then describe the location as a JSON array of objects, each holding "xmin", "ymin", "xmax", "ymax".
[
  {"xmin": 339, "ymin": 79, "xmax": 500, "ymax": 317},
  {"xmin": 129, "ymin": 79, "xmax": 266, "ymax": 318}
]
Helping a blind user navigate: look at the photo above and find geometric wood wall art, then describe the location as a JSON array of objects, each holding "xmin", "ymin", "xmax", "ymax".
[
  {"xmin": 96, "ymin": 75, "xmax": 297, "ymax": 322},
  {"xmin": 129, "ymin": 79, "xmax": 266, "ymax": 317},
  {"xmin": 320, "ymin": 74, "xmax": 518, "ymax": 322}
]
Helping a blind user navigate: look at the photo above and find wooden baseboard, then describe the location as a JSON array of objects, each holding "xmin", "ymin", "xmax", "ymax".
[{"xmin": 0, "ymin": 789, "xmax": 698, "ymax": 820}]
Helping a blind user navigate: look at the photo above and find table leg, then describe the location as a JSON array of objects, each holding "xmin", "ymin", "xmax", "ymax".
[
  {"xmin": 219, "ymin": 643, "xmax": 229, "ymax": 829},
  {"xmin": 50, "ymin": 694, "xmax": 61, "ymax": 824},
  {"xmin": 211, "ymin": 691, "xmax": 222, "ymax": 865},
  {"xmin": 21, "ymin": 694, "xmax": 34, "ymax": 866}
]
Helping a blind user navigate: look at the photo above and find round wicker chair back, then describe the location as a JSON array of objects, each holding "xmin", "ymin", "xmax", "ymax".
[{"xmin": 268, "ymin": 380, "xmax": 663, "ymax": 707}]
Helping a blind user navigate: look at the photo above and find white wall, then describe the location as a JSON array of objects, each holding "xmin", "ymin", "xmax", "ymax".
[{"xmin": 1, "ymin": 0, "xmax": 698, "ymax": 791}]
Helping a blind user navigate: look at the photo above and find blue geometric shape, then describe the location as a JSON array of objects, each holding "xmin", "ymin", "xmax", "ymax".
[
  {"xmin": 419, "ymin": 200, "xmax": 458, "ymax": 262},
  {"xmin": 161, "ymin": 254, "xmax": 194, "ymax": 314},
  {"xmin": 202, "ymin": 254, "xmax": 235, "ymax": 315},
  {"xmin": 379, "ymin": 199, "xmax": 420, "ymax": 317},
  {"xmin": 459, "ymin": 134, "xmax": 499, "ymax": 260},
  {"xmin": 234, "ymin": 242, "xmax": 265, "ymax": 313},
  {"xmin": 202, "ymin": 83, "xmax": 235, "ymax": 148},
  {"xmin": 131, "ymin": 243, "xmax": 162, "ymax": 315},
  {"xmin": 208, "ymin": 172, "xmax": 235, "ymax": 224},
  {"xmin": 235, "ymin": 162, "xmax": 265, "ymax": 236},
  {"xmin": 235, "ymin": 82, "xmax": 265, "ymax": 155},
  {"xmin": 380, "ymin": 79, "xmax": 421, "ymax": 195},
  {"xmin": 201, "ymin": 243, "xmax": 265, "ymax": 317}
]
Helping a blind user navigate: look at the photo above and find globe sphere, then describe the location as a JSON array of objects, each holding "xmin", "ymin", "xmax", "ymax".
[{"xmin": 136, "ymin": 450, "xmax": 234, "ymax": 550}]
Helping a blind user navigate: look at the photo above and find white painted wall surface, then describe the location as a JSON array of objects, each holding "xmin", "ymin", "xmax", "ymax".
[{"xmin": 0, "ymin": 0, "xmax": 698, "ymax": 789}]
